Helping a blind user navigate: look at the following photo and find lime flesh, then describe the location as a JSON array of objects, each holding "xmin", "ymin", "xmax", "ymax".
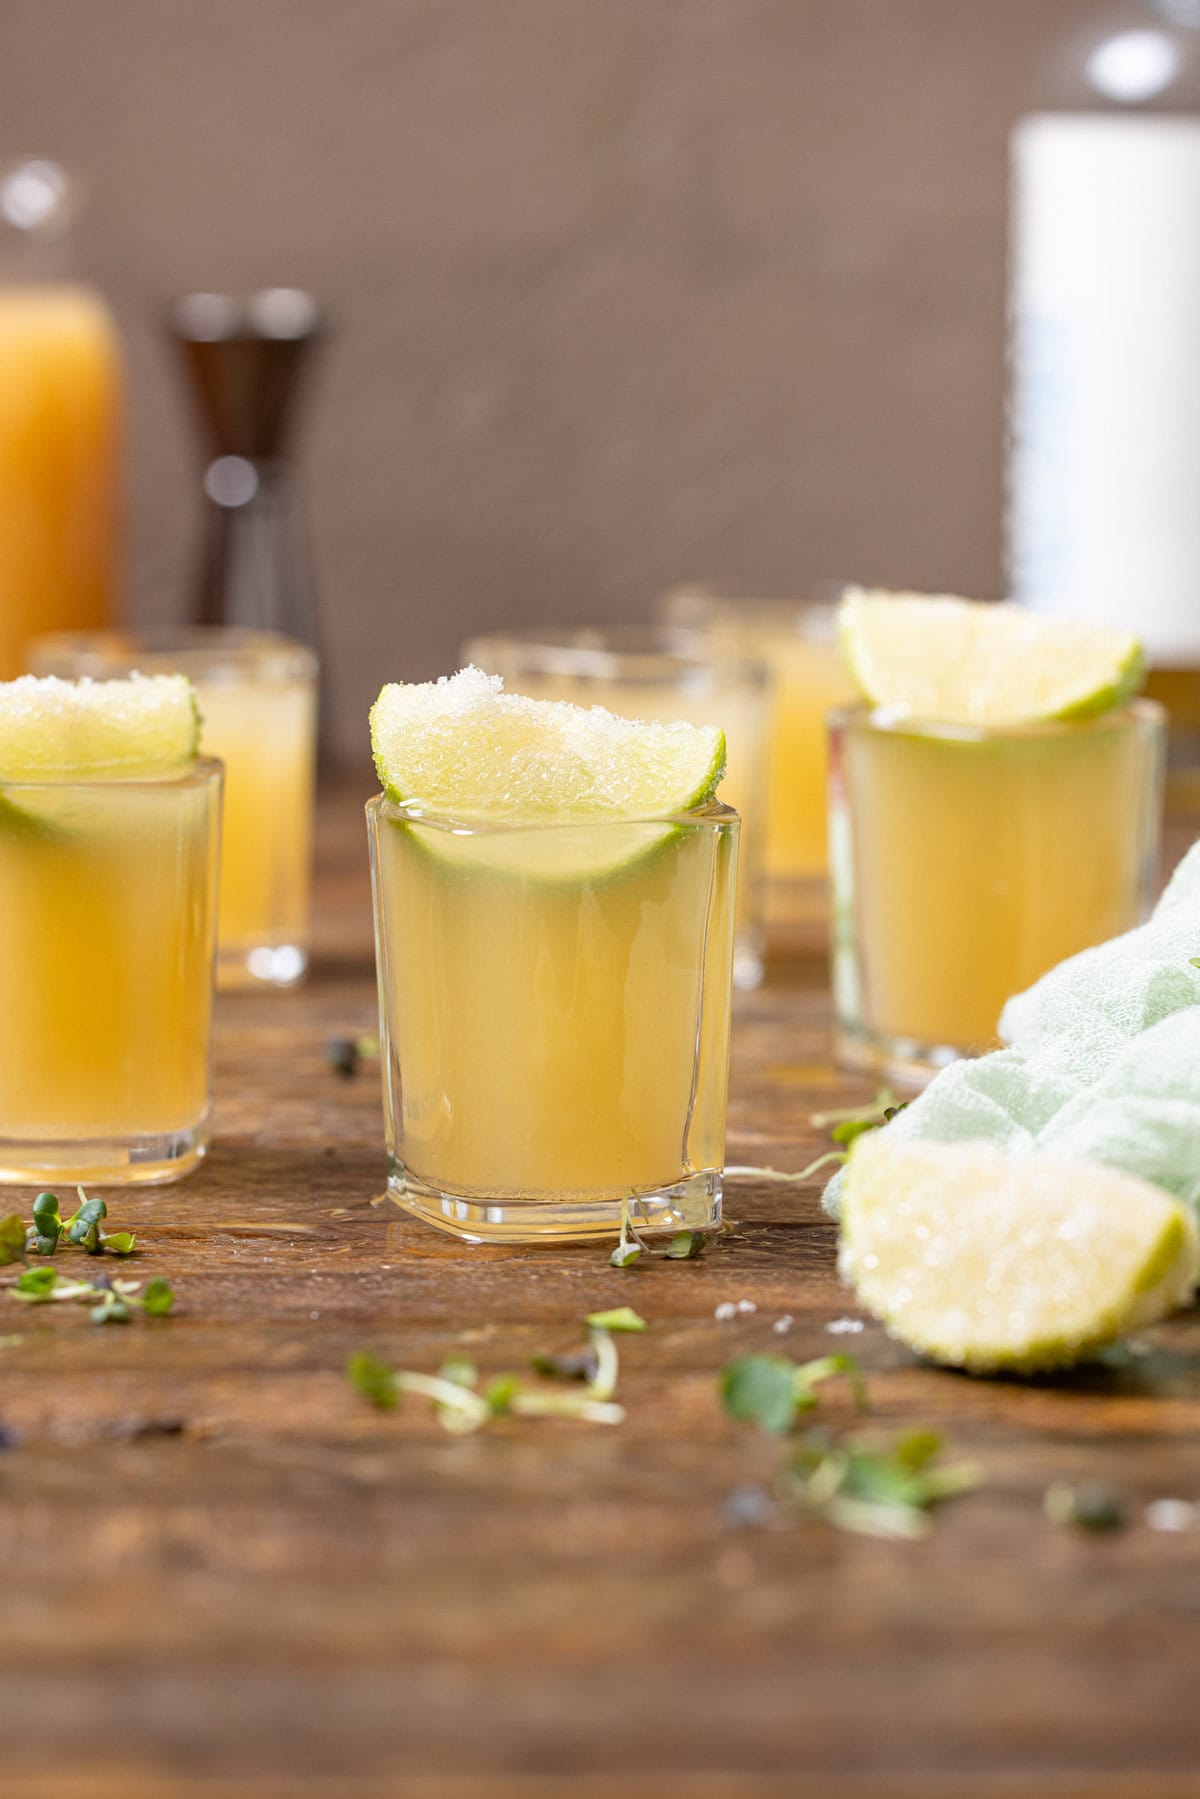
[
  {"xmin": 369, "ymin": 666, "xmax": 726, "ymax": 822},
  {"xmin": 838, "ymin": 590, "xmax": 1144, "ymax": 727},
  {"xmin": 0, "ymin": 674, "xmax": 200, "ymax": 780},
  {"xmin": 839, "ymin": 1133, "xmax": 1198, "ymax": 1374}
]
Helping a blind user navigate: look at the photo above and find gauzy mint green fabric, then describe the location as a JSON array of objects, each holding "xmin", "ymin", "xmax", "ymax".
[{"xmin": 823, "ymin": 841, "xmax": 1200, "ymax": 1219}]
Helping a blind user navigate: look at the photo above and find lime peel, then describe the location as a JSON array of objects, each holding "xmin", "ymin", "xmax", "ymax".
[
  {"xmin": 838, "ymin": 589, "xmax": 1144, "ymax": 727},
  {"xmin": 838, "ymin": 1134, "xmax": 1198, "ymax": 1375}
]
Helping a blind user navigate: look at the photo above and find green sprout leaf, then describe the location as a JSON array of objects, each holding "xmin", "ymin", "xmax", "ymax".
[
  {"xmin": 585, "ymin": 1307, "xmax": 646, "ymax": 1334},
  {"xmin": 665, "ymin": 1230, "xmax": 706, "ymax": 1260},
  {"xmin": 721, "ymin": 1353, "xmax": 868, "ymax": 1435},
  {"xmin": 721, "ymin": 1355, "xmax": 799, "ymax": 1435},
  {"xmin": 609, "ymin": 1241, "xmax": 642, "ymax": 1268},
  {"xmin": 347, "ymin": 1351, "xmax": 399, "ymax": 1410},
  {"xmin": 15, "ymin": 1266, "xmax": 60, "ymax": 1300},
  {"xmin": 101, "ymin": 1231, "xmax": 137, "ymax": 1256},
  {"xmin": 484, "ymin": 1372, "xmax": 520, "ymax": 1415},
  {"xmin": 140, "ymin": 1278, "xmax": 174, "ymax": 1317},
  {"xmin": 0, "ymin": 1215, "xmax": 27, "ymax": 1267}
]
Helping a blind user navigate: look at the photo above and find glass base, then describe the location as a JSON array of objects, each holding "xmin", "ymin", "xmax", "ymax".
[
  {"xmin": 387, "ymin": 1162, "xmax": 723, "ymax": 1245},
  {"xmin": 834, "ymin": 1021, "xmax": 964, "ymax": 1091},
  {"xmin": 0, "ymin": 1117, "xmax": 209, "ymax": 1186},
  {"xmin": 217, "ymin": 942, "xmax": 308, "ymax": 990}
]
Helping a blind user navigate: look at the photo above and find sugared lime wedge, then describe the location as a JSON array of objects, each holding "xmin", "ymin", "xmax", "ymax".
[
  {"xmin": 839, "ymin": 1133, "xmax": 1198, "ymax": 1374},
  {"xmin": 370, "ymin": 667, "xmax": 726, "ymax": 820},
  {"xmin": 0, "ymin": 674, "xmax": 200, "ymax": 780},
  {"xmin": 838, "ymin": 590, "xmax": 1144, "ymax": 727}
]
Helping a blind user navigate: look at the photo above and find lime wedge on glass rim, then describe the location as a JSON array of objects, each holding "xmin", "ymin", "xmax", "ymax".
[
  {"xmin": 838, "ymin": 1132, "xmax": 1199, "ymax": 1375},
  {"xmin": 0, "ymin": 674, "xmax": 201, "ymax": 837},
  {"xmin": 369, "ymin": 667, "xmax": 727, "ymax": 880},
  {"xmin": 0, "ymin": 674, "xmax": 200, "ymax": 780},
  {"xmin": 838, "ymin": 589, "xmax": 1144, "ymax": 727}
]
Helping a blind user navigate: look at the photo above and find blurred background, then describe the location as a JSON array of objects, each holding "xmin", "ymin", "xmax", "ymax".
[{"xmin": 0, "ymin": 0, "xmax": 1168, "ymax": 761}]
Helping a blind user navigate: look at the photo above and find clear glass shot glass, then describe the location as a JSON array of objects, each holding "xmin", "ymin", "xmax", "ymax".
[
  {"xmin": 464, "ymin": 625, "xmax": 768, "ymax": 988},
  {"xmin": 829, "ymin": 701, "xmax": 1166, "ymax": 1086},
  {"xmin": 28, "ymin": 629, "xmax": 317, "ymax": 989},
  {"xmin": 0, "ymin": 758, "xmax": 223, "ymax": 1183},
  {"xmin": 659, "ymin": 584, "xmax": 856, "ymax": 943},
  {"xmin": 367, "ymin": 795, "xmax": 739, "ymax": 1243}
]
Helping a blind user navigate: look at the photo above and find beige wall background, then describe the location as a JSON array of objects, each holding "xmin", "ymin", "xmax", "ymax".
[{"xmin": 4, "ymin": 0, "xmax": 1131, "ymax": 761}]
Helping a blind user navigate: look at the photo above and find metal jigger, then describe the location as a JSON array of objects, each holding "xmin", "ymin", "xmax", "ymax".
[{"xmin": 170, "ymin": 287, "xmax": 323, "ymax": 649}]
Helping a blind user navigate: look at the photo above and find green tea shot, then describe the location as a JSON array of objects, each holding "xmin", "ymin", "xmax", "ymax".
[
  {"xmin": 0, "ymin": 674, "xmax": 222, "ymax": 1183},
  {"xmin": 367, "ymin": 667, "xmax": 739, "ymax": 1243}
]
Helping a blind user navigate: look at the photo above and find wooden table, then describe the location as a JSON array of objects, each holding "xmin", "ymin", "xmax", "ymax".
[{"xmin": 4, "ymin": 781, "xmax": 1199, "ymax": 1799}]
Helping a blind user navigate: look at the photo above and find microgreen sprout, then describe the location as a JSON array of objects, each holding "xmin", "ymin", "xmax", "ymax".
[
  {"xmin": 11, "ymin": 1266, "xmax": 172, "ymax": 1325},
  {"xmin": 609, "ymin": 1198, "xmax": 713, "ymax": 1268},
  {"xmin": 778, "ymin": 1427, "xmax": 982, "ymax": 1539},
  {"xmin": 348, "ymin": 1309, "xmax": 641, "ymax": 1434},
  {"xmin": 20, "ymin": 1188, "xmax": 136, "ymax": 1259},
  {"xmin": 721, "ymin": 1352, "xmax": 868, "ymax": 1435},
  {"xmin": 726, "ymin": 1088, "xmax": 908, "ymax": 1187}
]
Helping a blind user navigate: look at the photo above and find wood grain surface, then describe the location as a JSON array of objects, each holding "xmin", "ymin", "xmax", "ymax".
[{"xmin": 1, "ymin": 780, "xmax": 1197, "ymax": 1798}]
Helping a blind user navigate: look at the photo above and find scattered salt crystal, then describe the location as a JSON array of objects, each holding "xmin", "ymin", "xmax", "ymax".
[
  {"xmin": 772, "ymin": 1315, "xmax": 794, "ymax": 1335},
  {"xmin": 826, "ymin": 1317, "xmax": 865, "ymax": 1335},
  {"xmin": 713, "ymin": 1301, "xmax": 738, "ymax": 1321},
  {"xmin": 1145, "ymin": 1497, "xmax": 1200, "ymax": 1533},
  {"xmin": 736, "ymin": 1299, "xmax": 757, "ymax": 1315}
]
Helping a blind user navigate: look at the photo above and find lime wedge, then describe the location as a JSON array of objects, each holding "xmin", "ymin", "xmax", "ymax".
[
  {"xmin": 839, "ymin": 1133, "xmax": 1198, "ymax": 1374},
  {"xmin": 370, "ymin": 666, "xmax": 726, "ymax": 821},
  {"xmin": 838, "ymin": 589, "xmax": 1144, "ymax": 727},
  {"xmin": 0, "ymin": 674, "xmax": 200, "ymax": 780}
]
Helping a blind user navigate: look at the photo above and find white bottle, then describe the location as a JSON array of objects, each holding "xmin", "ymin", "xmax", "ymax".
[{"xmin": 1008, "ymin": 6, "xmax": 1200, "ymax": 664}]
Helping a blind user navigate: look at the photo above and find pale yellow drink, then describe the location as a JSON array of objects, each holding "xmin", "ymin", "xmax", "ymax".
[
  {"xmin": 464, "ymin": 629, "xmax": 767, "ymax": 986},
  {"xmin": 0, "ymin": 763, "xmax": 221, "ymax": 1181},
  {"xmin": 369, "ymin": 801, "xmax": 737, "ymax": 1238},
  {"xmin": 659, "ymin": 591, "xmax": 856, "ymax": 921},
  {"xmin": 194, "ymin": 670, "xmax": 315, "ymax": 981},
  {"xmin": 0, "ymin": 287, "xmax": 120, "ymax": 679},
  {"xmin": 28, "ymin": 630, "xmax": 317, "ymax": 986},
  {"xmin": 831, "ymin": 703, "xmax": 1164, "ymax": 1073}
]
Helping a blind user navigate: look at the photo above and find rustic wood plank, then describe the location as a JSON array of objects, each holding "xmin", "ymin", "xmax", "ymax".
[{"xmin": 0, "ymin": 780, "xmax": 1196, "ymax": 1793}]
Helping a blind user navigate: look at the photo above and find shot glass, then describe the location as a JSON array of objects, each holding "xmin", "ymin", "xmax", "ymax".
[
  {"xmin": 829, "ymin": 701, "xmax": 1166, "ymax": 1085},
  {"xmin": 367, "ymin": 795, "xmax": 739, "ymax": 1243},
  {"xmin": 29, "ymin": 629, "xmax": 317, "ymax": 988},
  {"xmin": 0, "ymin": 758, "xmax": 222, "ymax": 1183},
  {"xmin": 659, "ymin": 585, "xmax": 856, "ymax": 941},
  {"xmin": 464, "ymin": 625, "xmax": 768, "ymax": 987}
]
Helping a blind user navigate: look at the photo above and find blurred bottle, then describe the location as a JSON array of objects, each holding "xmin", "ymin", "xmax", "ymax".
[
  {"xmin": 169, "ymin": 288, "xmax": 323, "ymax": 651},
  {"xmin": 1009, "ymin": 3, "xmax": 1200, "ymax": 802},
  {"xmin": 0, "ymin": 159, "xmax": 120, "ymax": 679}
]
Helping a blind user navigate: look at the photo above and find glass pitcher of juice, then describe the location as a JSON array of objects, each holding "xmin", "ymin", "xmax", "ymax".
[{"xmin": 0, "ymin": 159, "xmax": 120, "ymax": 678}]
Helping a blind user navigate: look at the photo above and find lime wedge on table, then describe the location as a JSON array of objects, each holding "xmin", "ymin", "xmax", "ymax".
[
  {"xmin": 370, "ymin": 667, "xmax": 726, "ymax": 820},
  {"xmin": 838, "ymin": 590, "xmax": 1144, "ymax": 727},
  {"xmin": 0, "ymin": 674, "xmax": 200, "ymax": 780},
  {"xmin": 839, "ymin": 1134, "xmax": 1198, "ymax": 1374}
]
